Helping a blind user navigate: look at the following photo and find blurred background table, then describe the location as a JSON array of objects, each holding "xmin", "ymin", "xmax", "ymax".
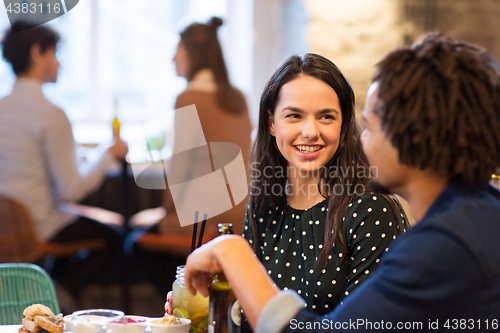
[{"xmin": 78, "ymin": 149, "xmax": 164, "ymax": 227}]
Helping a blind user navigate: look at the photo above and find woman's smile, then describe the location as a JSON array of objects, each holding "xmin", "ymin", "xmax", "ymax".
[{"xmin": 294, "ymin": 144, "xmax": 324, "ymax": 159}]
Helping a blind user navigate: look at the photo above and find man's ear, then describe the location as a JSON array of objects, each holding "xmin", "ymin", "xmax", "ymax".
[
  {"xmin": 268, "ymin": 111, "xmax": 276, "ymax": 137},
  {"xmin": 30, "ymin": 43, "xmax": 43, "ymax": 64}
]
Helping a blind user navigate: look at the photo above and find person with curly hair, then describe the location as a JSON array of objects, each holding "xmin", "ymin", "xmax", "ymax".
[{"xmin": 182, "ymin": 33, "xmax": 500, "ymax": 332}]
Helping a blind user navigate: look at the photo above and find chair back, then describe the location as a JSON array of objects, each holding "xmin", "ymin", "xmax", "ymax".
[
  {"xmin": 0, "ymin": 263, "xmax": 60, "ymax": 324},
  {"xmin": 0, "ymin": 195, "xmax": 41, "ymax": 263}
]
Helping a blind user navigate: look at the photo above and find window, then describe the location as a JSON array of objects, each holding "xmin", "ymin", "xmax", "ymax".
[{"xmin": 0, "ymin": 0, "xmax": 228, "ymax": 163}]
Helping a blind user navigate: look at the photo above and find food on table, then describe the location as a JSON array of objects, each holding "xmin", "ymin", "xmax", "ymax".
[
  {"xmin": 19, "ymin": 304, "xmax": 64, "ymax": 333},
  {"xmin": 126, "ymin": 318, "xmax": 146, "ymax": 324},
  {"xmin": 172, "ymin": 309, "xmax": 189, "ymax": 319},
  {"xmin": 23, "ymin": 305, "xmax": 54, "ymax": 318},
  {"xmin": 110, "ymin": 317, "xmax": 147, "ymax": 324},
  {"xmin": 151, "ymin": 316, "xmax": 183, "ymax": 326},
  {"xmin": 172, "ymin": 308, "xmax": 207, "ymax": 333}
]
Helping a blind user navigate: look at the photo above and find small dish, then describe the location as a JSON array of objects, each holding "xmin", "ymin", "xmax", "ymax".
[
  {"xmin": 124, "ymin": 316, "xmax": 149, "ymax": 333},
  {"xmin": 72, "ymin": 309, "xmax": 125, "ymax": 323},
  {"xmin": 66, "ymin": 309, "xmax": 126, "ymax": 333},
  {"xmin": 148, "ymin": 317, "xmax": 191, "ymax": 333},
  {"xmin": 63, "ymin": 314, "xmax": 102, "ymax": 333},
  {"xmin": 106, "ymin": 322, "xmax": 127, "ymax": 333}
]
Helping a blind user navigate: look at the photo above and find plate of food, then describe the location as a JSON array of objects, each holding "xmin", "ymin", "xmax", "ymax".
[{"xmin": 18, "ymin": 304, "xmax": 64, "ymax": 333}]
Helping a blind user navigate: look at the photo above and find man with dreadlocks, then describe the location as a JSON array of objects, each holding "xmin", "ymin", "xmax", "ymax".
[{"xmin": 180, "ymin": 33, "xmax": 500, "ymax": 332}]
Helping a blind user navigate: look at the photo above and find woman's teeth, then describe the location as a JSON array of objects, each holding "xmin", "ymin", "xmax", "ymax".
[{"xmin": 296, "ymin": 145, "xmax": 321, "ymax": 153}]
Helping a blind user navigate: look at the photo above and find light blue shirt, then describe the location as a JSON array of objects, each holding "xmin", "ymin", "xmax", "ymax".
[{"xmin": 0, "ymin": 78, "xmax": 114, "ymax": 240}]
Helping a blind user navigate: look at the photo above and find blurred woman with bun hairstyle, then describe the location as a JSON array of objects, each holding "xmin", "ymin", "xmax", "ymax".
[
  {"xmin": 175, "ymin": 17, "xmax": 247, "ymax": 115},
  {"xmin": 126, "ymin": 17, "xmax": 252, "ymax": 295}
]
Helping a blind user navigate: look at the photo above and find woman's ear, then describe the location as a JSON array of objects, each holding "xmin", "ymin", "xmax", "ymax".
[{"xmin": 268, "ymin": 111, "xmax": 276, "ymax": 137}]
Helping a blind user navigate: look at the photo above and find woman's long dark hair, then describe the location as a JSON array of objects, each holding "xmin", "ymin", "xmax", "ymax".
[
  {"xmin": 180, "ymin": 17, "xmax": 246, "ymax": 114},
  {"xmin": 248, "ymin": 53, "xmax": 374, "ymax": 272}
]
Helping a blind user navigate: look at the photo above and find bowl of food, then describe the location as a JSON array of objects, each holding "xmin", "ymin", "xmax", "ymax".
[
  {"xmin": 123, "ymin": 316, "xmax": 149, "ymax": 333},
  {"xmin": 69, "ymin": 309, "xmax": 126, "ymax": 333},
  {"xmin": 149, "ymin": 316, "xmax": 191, "ymax": 333}
]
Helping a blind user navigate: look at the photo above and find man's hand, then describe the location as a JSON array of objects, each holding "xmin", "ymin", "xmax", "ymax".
[
  {"xmin": 184, "ymin": 235, "xmax": 229, "ymax": 297},
  {"xmin": 107, "ymin": 139, "xmax": 128, "ymax": 159},
  {"xmin": 183, "ymin": 235, "xmax": 279, "ymax": 329}
]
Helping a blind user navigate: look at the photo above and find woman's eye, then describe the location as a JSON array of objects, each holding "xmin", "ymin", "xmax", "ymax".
[
  {"xmin": 320, "ymin": 114, "xmax": 335, "ymax": 120},
  {"xmin": 286, "ymin": 113, "xmax": 301, "ymax": 119}
]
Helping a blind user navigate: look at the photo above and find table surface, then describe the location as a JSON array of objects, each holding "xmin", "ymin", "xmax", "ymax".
[{"xmin": 0, "ymin": 325, "xmax": 21, "ymax": 333}]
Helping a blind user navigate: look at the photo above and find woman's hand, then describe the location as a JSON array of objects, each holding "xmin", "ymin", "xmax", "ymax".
[{"xmin": 164, "ymin": 291, "xmax": 173, "ymax": 316}]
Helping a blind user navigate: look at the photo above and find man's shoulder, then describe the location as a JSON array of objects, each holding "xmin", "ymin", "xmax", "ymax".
[
  {"xmin": 427, "ymin": 187, "xmax": 500, "ymax": 229},
  {"xmin": 0, "ymin": 89, "xmax": 65, "ymax": 115},
  {"xmin": 420, "ymin": 187, "xmax": 500, "ymax": 272}
]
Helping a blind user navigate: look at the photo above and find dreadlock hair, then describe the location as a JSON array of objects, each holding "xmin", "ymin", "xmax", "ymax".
[
  {"xmin": 373, "ymin": 33, "xmax": 500, "ymax": 185},
  {"xmin": 248, "ymin": 53, "xmax": 375, "ymax": 272}
]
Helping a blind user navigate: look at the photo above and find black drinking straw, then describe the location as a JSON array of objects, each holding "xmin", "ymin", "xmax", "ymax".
[
  {"xmin": 197, "ymin": 214, "xmax": 208, "ymax": 249},
  {"xmin": 191, "ymin": 211, "xmax": 199, "ymax": 253}
]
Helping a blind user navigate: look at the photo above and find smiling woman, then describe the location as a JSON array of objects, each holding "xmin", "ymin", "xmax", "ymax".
[
  {"xmin": 269, "ymin": 74, "xmax": 343, "ymax": 201},
  {"xmin": 243, "ymin": 53, "xmax": 408, "ymax": 317}
]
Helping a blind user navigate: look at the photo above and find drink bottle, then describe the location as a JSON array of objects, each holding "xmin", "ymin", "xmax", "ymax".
[
  {"xmin": 208, "ymin": 223, "xmax": 241, "ymax": 333},
  {"xmin": 112, "ymin": 98, "xmax": 120, "ymax": 139}
]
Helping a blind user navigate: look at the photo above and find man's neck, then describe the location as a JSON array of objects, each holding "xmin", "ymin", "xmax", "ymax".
[
  {"xmin": 16, "ymin": 71, "xmax": 44, "ymax": 84},
  {"xmin": 398, "ymin": 171, "xmax": 450, "ymax": 222}
]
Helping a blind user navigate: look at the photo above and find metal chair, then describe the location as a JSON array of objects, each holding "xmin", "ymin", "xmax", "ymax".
[
  {"xmin": 0, "ymin": 263, "xmax": 60, "ymax": 324},
  {"xmin": 0, "ymin": 194, "xmax": 105, "ymax": 263}
]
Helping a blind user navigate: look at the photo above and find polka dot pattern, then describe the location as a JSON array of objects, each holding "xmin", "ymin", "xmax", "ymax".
[{"xmin": 242, "ymin": 193, "xmax": 408, "ymax": 316}]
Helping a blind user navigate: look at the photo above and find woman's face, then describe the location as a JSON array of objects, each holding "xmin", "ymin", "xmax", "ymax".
[
  {"xmin": 173, "ymin": 41, "xmax": 190, "ymax": 79},
  {"xmin": 270, "ymin": 75, "xmax": 343, "ymax": 175}
]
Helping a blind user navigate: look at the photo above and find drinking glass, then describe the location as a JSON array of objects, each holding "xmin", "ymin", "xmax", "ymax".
[{"xmin": 172, "ymin": 265, "xmax": 209, "ymax": 333}]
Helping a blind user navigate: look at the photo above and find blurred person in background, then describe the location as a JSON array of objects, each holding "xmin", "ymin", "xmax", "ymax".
[
  {"xmin": 0, "ymin": 21, "xmax": 128, "ymax": 296},
  {"xmin": 125, "ymin": 17, "xmax": 252, "ymax": 295}
]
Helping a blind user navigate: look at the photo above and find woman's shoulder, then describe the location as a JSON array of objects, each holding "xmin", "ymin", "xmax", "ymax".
[
  {"xmin": 342, "ymin": 193, "xmax": 406, "ymax": 249},
  {"xmin": 175, "ymin": 89, "xmax": 216, "ymax": 109}
]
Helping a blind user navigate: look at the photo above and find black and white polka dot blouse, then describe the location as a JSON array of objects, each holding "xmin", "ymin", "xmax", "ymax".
[{"xmin": 243, "ymin": 193, "xmax": 408, "ymax": 315}]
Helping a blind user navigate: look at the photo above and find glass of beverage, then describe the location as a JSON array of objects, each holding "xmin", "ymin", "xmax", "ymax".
[{"xmin": 172, "ymin": 265, "xmax": 209, "ymax": 333}]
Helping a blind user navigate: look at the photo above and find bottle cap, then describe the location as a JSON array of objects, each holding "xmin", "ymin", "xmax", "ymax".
[{"xmin": 218, "ymin": 223, "xmax": 233, "ymax": 235}]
